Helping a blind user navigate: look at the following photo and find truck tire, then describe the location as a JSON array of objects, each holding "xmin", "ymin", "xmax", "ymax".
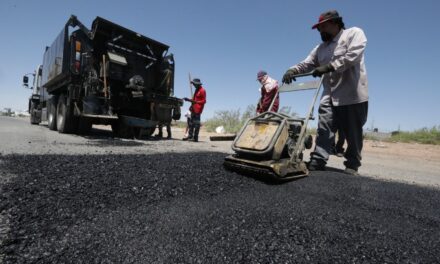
[
  {"xmin": 111, "ymin": 120, "xmax": 134, "ymax": 139},
  {"xmin": 133, "ymin": 127, "xmax": 155, "ymax": 139},
  {"xmin": 77, "ymin": 117, "xmax": 92, "ymax": 134},
  {"xmin": 56, "ymin": 94, "xmax": 76, "ymax": 133},
  {"xmin": 47, "ymin": 96, "xmax": 58, "ymax": 131},
  {"xmin": 29, "ymin": 101, "xmax": 40, "ymax": 125},
  {"xmin": 144, "ymin": 128, "xmax": 155, "ymax": 137}
]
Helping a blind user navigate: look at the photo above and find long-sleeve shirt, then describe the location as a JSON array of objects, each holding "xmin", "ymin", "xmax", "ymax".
[
  {"xmin": 191, "ymin": 86, "xmax": 206, "ymax": 114},
  {"xmin": 257, "ymin": 76, "xmax": 279, "ymax": 113},
  {"xmin": 291, "ymin": 27, "xmax": 368, "ymax": 106}
]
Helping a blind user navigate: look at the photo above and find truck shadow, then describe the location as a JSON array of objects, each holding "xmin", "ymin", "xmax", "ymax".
[
  {"xmin": 40, "ymin": 125, "xmax": 168, "ymax": 147},
  {"xmin": 81, "ymin": 127, "xmax": 173, "ymax": 147}
]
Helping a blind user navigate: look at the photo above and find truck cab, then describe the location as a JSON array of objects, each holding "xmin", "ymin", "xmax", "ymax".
[{"xmin": 23, "ymin": 65, "xmax": 48, "ymax": 124}]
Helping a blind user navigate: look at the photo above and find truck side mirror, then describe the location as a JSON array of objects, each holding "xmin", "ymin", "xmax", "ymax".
[{"xmin": 23, "ymin": 76, "xmax": 29, "ymax": 87}]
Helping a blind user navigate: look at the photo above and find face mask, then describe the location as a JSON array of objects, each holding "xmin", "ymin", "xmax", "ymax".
[
  {"xmin": 320, "ymin": 32, "xmax": 333, "ymax": 42},
  {"xmin": 258, "ymin": 76, "xmax": 267, "ymax": 84}
]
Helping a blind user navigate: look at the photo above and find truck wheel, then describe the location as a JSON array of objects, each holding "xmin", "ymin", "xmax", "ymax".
[
  {"xmin": 29, "ymin": 102, "xmax": 40, "ymax": 125},
  {"xmin": 56, "ymin": 94, "xmax": 76, "ymax": 133},
  {"xmin": 47, "ymin": 96, "xmax": 58, "ymax": 131},
  {"xmin": 133, "ymin": 127, "xmax": 155, "ymax": 139},
  {"xmin": 77, "ymin": 117, "xmax": 92, "ymax": 134},
  {"xmin": 145, "ymin": 128, "xmax": 155, "ymax": 137},
  {"xmin": 111, "ymin": 121, "xmax": 134, "ymax": 139}
]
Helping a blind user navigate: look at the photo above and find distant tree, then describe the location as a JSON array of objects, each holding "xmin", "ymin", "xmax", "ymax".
[
  {"xmin": 204, "ymin": 104, "xmax": 302, "ymax": 133},
  {"xmin": 204, "ymin": 109, "xmax": 242, "ymax": 133},
  {"xmin": 241, "ymin": 104, "xmax": 256, "ymax": 121},
  {"xmin": 279, "ymin": 106, "xmax": 298, "ymax": 117}
]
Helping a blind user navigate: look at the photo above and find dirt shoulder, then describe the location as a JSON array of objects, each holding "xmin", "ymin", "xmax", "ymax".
[{"xmin": 192, "ymin": 128, "xmax": 440, "ymax": 188}]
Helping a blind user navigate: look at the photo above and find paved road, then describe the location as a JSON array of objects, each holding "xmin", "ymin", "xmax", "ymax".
[
  {"xmin": 2, "ymin": 117, "xmax": 439, "ymax": 188},
  {"xmin": 1, "ymin": 117, "xmax": 440, "ymax": 263}
]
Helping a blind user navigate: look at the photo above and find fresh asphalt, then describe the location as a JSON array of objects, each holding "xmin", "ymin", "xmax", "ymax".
[{"xmin": 0, "ymin": 117, "xmax": 439, "ymax": 263}]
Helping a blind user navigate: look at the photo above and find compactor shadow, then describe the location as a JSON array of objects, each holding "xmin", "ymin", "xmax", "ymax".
[
  {"xmin": 222, "ymin": 158, "xmax": 346, "ymax": 185},
  {"xmin": 224, "ymin": 165, "xmax": 308, "ymax": 185}
]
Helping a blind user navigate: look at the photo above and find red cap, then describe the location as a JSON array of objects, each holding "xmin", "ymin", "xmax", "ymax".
[{"xmin": 312, "ymin": 10, "xmax": 341, "ymax": 29}]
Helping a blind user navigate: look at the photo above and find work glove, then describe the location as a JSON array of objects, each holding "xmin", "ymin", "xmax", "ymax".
[
  {"xmin": 282, "ymin": 68, "xmax": 298, "ymax": 84},
  {"xmin": 312, "ymin": 64, "xmax": 335, "ymax": 77}
]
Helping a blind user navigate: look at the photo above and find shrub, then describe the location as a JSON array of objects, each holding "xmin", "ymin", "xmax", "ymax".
[
  {"xmin": 387, "ymin": 126, "xmax": 440, "ymax": 145},
  {"xmin": 204, "ymin": 109, "xmax": 242, "ymax": 133},
  {"xmin": 203, "ymin": 105, "xmax": 308, "ymax": 134}
]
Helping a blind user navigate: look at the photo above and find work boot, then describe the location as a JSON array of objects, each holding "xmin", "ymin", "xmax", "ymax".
[
  {"xmin": 344, "ymin": 167, "xmax": 359, "ymax": 176},
  {"xmin": 182, "ymin": 137, "xmax": 192, "ymax": 141}
]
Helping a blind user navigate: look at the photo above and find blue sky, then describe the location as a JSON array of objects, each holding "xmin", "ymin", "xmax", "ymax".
[{"xmin": 0, "ymin": 0, "xmax": 439, "ymax": 132}]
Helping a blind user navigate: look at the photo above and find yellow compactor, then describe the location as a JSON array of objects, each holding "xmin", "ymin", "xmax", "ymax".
[{"xmin": 223, "ymin": 73, "xmax": 323, "ymax": 181}]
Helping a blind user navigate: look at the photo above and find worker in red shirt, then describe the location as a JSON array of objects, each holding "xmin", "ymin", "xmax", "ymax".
[
  {"xmin": 256, "ymin": 71, "xmax": 279, "ymax": 114},
  {"xmin": 183, "ymin": 78, "xmax": 206, "ymax": 142}
]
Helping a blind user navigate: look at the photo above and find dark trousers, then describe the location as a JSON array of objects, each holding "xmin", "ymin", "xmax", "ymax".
[
  {"xmin": 157, "ymin": 123, "xmax": 171, "ymax": 138},
  {"xmin": 188, "ymin": 113, "xmax": 201, "ymax": 140},
  {"xmin": 311, "ymin": 101, "xmax": 368, "ymax": 170},
  {"xmin": 335, "ymin": 129, "xmax": 346, "ymax": 153}
]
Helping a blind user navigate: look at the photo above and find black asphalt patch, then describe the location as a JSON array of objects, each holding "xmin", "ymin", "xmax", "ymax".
[{"xmin": 1, "ymin": 153, "xmax": 439, "ymax": 263}]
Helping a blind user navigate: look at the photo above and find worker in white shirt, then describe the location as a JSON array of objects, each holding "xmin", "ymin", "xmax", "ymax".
[{"xmin": 282, "ymin": 10, "xmax": 368, "ymax": 175}]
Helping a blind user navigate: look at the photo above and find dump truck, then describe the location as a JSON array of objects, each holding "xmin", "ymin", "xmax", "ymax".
[{"xmin": 23, "ymin": 15, "xmax": 182, "ymax": 138}]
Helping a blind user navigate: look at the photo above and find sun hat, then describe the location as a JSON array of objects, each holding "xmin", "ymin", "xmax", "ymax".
[{"xmin": 191, "ymin": 78, "xmax": 202, "ymax": 86}]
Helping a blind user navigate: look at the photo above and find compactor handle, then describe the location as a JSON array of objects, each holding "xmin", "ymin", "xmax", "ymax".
[{"xmin": 291, "ymin": 72, "xmax": 315, "ymax": 78}]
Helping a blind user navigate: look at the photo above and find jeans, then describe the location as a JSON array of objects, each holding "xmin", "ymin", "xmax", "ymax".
[
  {"xmin": 188, "ymin": 113, "xmax": 201, "ymax": 140},
  {"xmin": 311, "ymin": 101, "xmax": 368, "ymax": 170}
]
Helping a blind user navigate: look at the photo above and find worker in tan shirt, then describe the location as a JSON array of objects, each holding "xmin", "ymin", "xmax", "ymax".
[{"xmin": 283, "ymin": 10, "xmax": 368, "ymax": 175}]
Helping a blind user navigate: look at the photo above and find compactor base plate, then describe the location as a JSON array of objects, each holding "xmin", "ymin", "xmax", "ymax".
[{"xmin": 223, "ymin": 155, "xmax": 308, "ymax": 182}]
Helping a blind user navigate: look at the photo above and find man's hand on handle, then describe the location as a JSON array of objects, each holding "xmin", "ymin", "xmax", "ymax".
[
  {"xmin": 282, "ymin": 68, "xmax": 299, "ymax": 84},
  {"xmin": 312, "ymin": 64, "xmax": 335, "ymax": 77}
]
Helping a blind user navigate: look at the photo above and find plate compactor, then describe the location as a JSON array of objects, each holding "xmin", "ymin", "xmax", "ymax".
[{"xmin": 224, "ymin": 73, "xmax": 323, "ymax": 181}]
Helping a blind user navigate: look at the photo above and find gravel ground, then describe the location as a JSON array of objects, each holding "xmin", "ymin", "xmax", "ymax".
[{"xmin": 1, "ymin": 152, "xmax": 440, "ymax": 263}]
